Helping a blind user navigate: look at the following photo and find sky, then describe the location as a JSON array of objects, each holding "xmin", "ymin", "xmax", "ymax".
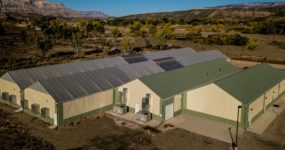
[{"xmin": 49, "ymin": 0, "xmax": 285, "ymax": 17}]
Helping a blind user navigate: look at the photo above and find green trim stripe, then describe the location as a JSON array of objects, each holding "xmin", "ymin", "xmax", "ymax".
[
  {"xmin": 0, "ymin": 98, "xmax": 20, "ymax": 108},
  {"xmin": 182, "ymin": 92, "xmax": 187, "ymax": 109},
  {"xmin": 63, "ymin": 104, "xmax": 113, "ymax": 125},
  {"xmin": 251, "ymin": 110, "xmax": 263, "ymax": 124},
  {"xmin": 174, "ymin": 110, "xmax": 182, "ymax": 117},
  {"xmin": 56, "ymin": 103, "xmax": 63, "ymax": 126},
  {"xmin": 24, "ymin": 109, "xmax": 54, "ymax": 124},
  {"xmin": 181, "ymin": 108, "xmax": 245, "ymax": 128}
]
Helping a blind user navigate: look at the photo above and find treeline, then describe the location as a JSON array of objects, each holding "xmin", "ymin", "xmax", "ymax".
[
  {"xmin": 241, "ymin": 20, "xmax": 285, "ymax": 35},
  {"xmin": 107, "ymin": 18, "xmax": 285, "ymax": 35},
  {"xmin": 24, "ymin": 17, "xmax": 177, "ymax": 58}
]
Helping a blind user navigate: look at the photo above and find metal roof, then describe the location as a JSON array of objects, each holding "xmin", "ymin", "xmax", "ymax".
[
  {"xmin": 143, "ymin": 48, "xmax": 196, "ymax": 60},
  {"xmin": 172, "ymin": 50, "xmax": 230, "ymax": 67},
  {"xmin": 1, "ymin": 48, "xmax": 232, "ymax": 103},
  {"xmin": 215, "ymin": 64, "xmax": 285, "ymax": 105},
  {"xmin": 140, "ymin": 59, "xmax": 240, "ymax": 99},
  {"xmin": 3, "ymin": 48, "xmax": 229, "ymax": 90},
  {"xmin": 36, "ymin": 61, "xmax": 164, "ymax": 103},
  {"xmin": 118, "ymin": 61, "xmax": 164, "ymax": 80},
  {"xmin": 7, "ymin": 56, "xmax": 128, "ymax": 89}
]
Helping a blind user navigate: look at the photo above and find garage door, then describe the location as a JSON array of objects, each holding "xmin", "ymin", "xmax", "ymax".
[{"xmin": 165, "ymin": 103, "xmax": 174, "ymax": 120}]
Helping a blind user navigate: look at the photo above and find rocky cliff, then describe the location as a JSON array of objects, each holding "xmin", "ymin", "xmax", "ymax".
[{"xmin": 0, "ymin": 0, "xmax": 109, "ymax": 18}]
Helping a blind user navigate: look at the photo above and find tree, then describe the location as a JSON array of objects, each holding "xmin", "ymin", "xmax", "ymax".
[
  {"xmin": 129, "ymin": 21, "xmax": 142, "ymax": 37},
  {"xmin": 245, "ymin": 39, "xmax": 258, "ymax": 51},
  {"xmin": 149, "ymin": 25, "xmax": 157, "ymax": 37},
  {"xmin": 35, "ymin": 35, "xmax": 53, "ymax": 58},
  {"xmin": 111, "ymin": 27, "xmax": 122, "ymax": 43},
  {"xmin": 120, "ymin": 37, "xmax": 134, "ymax": 53},
  {"xmin": 62, "ymin": 25, "xmax": 86, "ymax": 57},
  {"xmin": 157, "ymin": 24, "xmax": 174, "ymax": 49}
]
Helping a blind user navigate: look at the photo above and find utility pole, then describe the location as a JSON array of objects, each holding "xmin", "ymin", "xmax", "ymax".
[
  {"xmin": 235, "ymin": 105, "xmax": 242, "ymax": 149},
  {"xmin": 229, "ymin": 105, "xmax": 242, "ymax": 150}
]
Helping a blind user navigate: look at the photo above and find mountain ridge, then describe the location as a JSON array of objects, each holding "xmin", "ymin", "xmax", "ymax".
[
  {"xmin": 123, "ymin": 2, "xmax": 285, "ymax": 20},
  {"xmin": 0, "ymin": 0, "xmax": 109, "ymax": 18}
]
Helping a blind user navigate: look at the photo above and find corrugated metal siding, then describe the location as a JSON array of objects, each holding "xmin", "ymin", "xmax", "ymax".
[{"xmin": 63, "ymin": 89, "xmax": 113, "ymax": 119}]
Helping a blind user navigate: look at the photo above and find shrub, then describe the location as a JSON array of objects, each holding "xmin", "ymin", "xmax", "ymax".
[
  {"xmin": 245, "ymin": 39, "xmax": 258, "ymax": 51},
  {"xmin": 206, "ymin": 34, "xmax": 248, "ymax": 46}
]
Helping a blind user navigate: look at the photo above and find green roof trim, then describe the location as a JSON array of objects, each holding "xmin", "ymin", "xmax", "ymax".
[
  {"xmin": 140, "ymin": 59, "xmax": 239, "ymax": 99},
  {"xmin": 215, "ymin": 63, "xmax": 285, "ymax": 105}
]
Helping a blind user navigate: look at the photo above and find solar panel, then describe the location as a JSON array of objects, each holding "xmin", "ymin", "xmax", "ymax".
[
  {"xmin": 154, "ymin": 57, "xmax": 184, "ymax": 71},
  {"xmin": 123, "ymin": 53, "xmax": 148, "ymax": 64}
]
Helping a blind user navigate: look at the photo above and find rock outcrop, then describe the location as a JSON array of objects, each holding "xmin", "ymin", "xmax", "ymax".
[{"xmin": 0, "ymin": 0, "xmax": 109, "ymax": 18}]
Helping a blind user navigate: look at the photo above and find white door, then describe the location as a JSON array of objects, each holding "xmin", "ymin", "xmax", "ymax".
[
  {"xmin": 135, "ymin": 104, "xmax": 140, "ymax": 114},
  {"xmin": 165, "ymin": 103, "xmax": 174, "ymax": 120}
]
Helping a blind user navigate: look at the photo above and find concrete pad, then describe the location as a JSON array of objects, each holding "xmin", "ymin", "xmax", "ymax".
[
  {"xmin": 106, "ymin": 111, "xmax": 162, "ymax": 127},
  {"xmin": 247, "ymin": 93, "xmax": 285, "ymax": 134},
  {"xmin": 165, "ymin": 114, "xmax": 244, "ymax": 143}
]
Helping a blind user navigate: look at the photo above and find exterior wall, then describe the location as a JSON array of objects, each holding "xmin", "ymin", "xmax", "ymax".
[
  {"xmin": 0, "ymin": 79, "xmax": 21, "ymax": 105},
  {"xmin": 118, "ymin": 79, "xmax": 161, "ymax": 116},
  {"xmin": 62, "ymin": 89, "xmax": 113, "ymax": 119},
  {"xmin": 264, "ymin": 84, "xmax": 279, "ymax": 108},
  {"xmin": 280, "ymin": 79, "xmax": 285, "ymax": 94},
  {"xmin": 187, "ymin": 83, "xmax": 242, "ymax": 122},
  {"xmin": 248, "ymin": 95, "xmax": 264, "ymax": 123},
  {"xmin": 174, "ymin": 94, "xmax": 182, "ymax": 112},
  {"xmin": 25, "ymin": 88, "xmax": 56, "ymax": 119}
]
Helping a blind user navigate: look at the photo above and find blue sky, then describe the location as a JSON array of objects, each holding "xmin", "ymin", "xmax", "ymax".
[{"xmin": 49, "ymin": 0, "xmax": 285, "ymax": 17}]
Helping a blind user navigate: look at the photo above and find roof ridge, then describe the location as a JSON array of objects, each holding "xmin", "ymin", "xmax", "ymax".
[{"xmin": 140, "ymin": 58, "xmax": 230, "ymax": 80}]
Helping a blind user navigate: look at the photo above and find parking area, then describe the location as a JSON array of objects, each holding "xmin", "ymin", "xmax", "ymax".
[{"xmin": 165, "ymin": 114, "xmax": 244, "ymax": 143}]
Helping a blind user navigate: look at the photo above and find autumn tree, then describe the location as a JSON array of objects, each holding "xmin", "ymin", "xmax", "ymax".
[
  {"xmin": 157, "ymin": 24, "xmax": 174, "ymax": 49},
  {"xmin": 120, "ymin": 37, "xmax": 134, "ymax": 53},
  {"xmin": 149, "ymin": 25, "xmax": 157, "ymax": 37},
  {"xmin": 245, "ymin": 39, "xmax": 258, "ymax": 51},
  {"xmin": 111, "ymin": 27, "xmax": 122, "ymax": 43},
  {"xmin": 129, "ymin": 21, "xmax": 142, "ymax": 37}
]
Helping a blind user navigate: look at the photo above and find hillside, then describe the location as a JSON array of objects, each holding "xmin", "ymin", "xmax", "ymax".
[
  {"xmin": 0, "ymin": 0, "xmax": 109, "ymax": 18},
  {"xmin": 124, "ymin": 2, "xmax": 285, "ymax": 20}
]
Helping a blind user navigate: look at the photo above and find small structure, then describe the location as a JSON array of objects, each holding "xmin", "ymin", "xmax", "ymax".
[
  {"xmin": 136, "ymin": 94, "xmax": 152, "ymax": 122},
  {"xmin": 113, "ymin": 88, "xmax": 128, "ymax": 115}
]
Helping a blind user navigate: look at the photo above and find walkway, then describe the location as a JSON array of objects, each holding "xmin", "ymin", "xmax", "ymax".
[
  {"xmin": 165, "ymin": 114, "xmax": 244, "ymax": 143},
  {"xmin": 247, "ymin": 93, "xmax": 285, "ymax": 134}
]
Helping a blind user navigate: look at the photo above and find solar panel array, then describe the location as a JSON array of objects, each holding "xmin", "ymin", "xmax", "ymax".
[
  {"xmin": 154, "ymin": 57, "xmax": 184, "ymax": 71},
  {"xmin": 122, "ymin": 53, "xmax": 148, "ymax": 64}
]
